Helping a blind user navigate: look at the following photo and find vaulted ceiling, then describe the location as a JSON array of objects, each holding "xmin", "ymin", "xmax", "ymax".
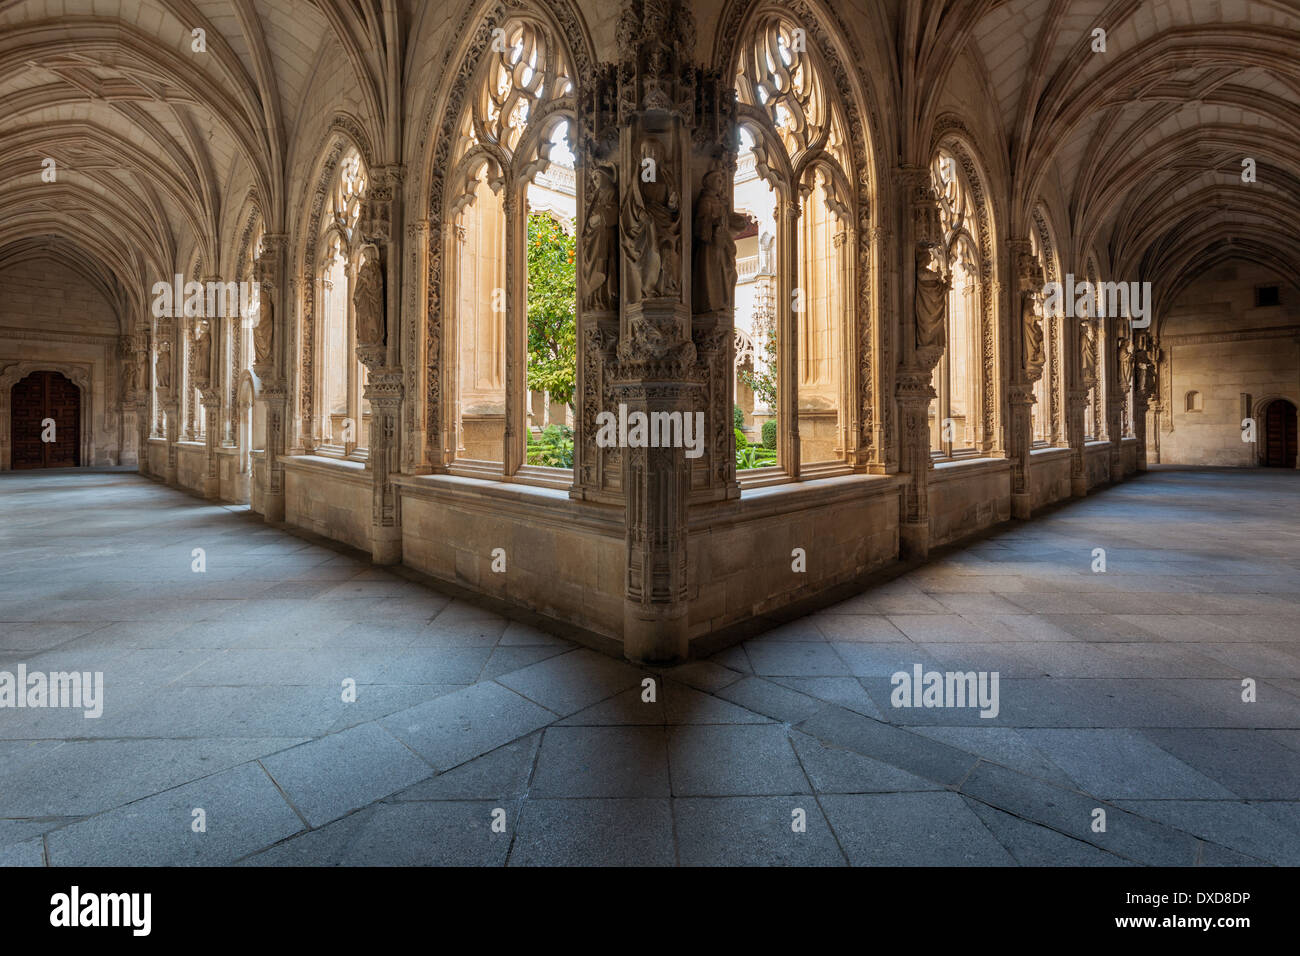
[{"xmin": 1, "ymin": 0, "xmax": 1297, "ymax": 333}]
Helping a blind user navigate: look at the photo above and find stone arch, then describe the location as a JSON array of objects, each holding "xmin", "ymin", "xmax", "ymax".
[
  {"xmin": 292, "ymin": 118, "xmax": 374, "ymax": 450},
  {"xmin": 410, "ymin": 0, "xmax": 597, "ymax": 469},
  {"xmin": 930, "ymin": 119, "xmax": 1004, "ymax": 456},
  {"xmin": 717, "ymin": 0, "xmax": 891, "ymax": 468}
]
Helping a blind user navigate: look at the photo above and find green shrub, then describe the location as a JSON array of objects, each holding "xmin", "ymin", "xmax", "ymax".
[
  {"xmin": 736, "ymin": 445, "xmax": 778, "ymax": 470},
  {"xmin": 734, "ymin": 427, "xmax": 748, "ymax": 450},
  {"xmin": 761, "ymin": 419, "xmax": 777, "ymax": 449},
  {"xmin": 525, "ymin": 423, "xmax": 574, "ymax": 468},
  {"xmin": 733, "ymin": 405, "xmax": 745, "ymax": 429}
]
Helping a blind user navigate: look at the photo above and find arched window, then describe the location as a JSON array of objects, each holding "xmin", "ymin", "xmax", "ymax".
[
  {"xmin": 1185, "ymin": 390, "xmax": 1202, "ymax": 413},
  {"xmin": 1029, "ymin": 212, "xmax": 1060, "ymax": 447},
  {"xmin": 446, "ymin": 17, "xmax": 575, "ymax": 476},
  {"xmin": 735, "ymin": 13, "xmax": 855, "ymax": 474},
  {"xmin": 928, "ymin": 148, "xmax": 983, "ymax": 458},
  {"xmin": 314, "ymin": 148, "xmax": 368, "ymax": 455}
]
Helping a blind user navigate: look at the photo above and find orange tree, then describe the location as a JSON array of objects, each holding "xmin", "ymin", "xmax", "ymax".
[{"xmin": 526, "ymin": 212, "xmax": 577, "ymax": 408}]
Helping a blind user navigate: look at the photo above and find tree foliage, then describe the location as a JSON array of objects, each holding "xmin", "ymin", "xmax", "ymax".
[{"xmin": 526, "ymin": 212, "xmax": 577, "ymax": 407}]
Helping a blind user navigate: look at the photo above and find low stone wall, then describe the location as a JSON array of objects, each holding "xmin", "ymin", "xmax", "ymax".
[
  {"xmin": 397, "ymin": 475, "xmax": 626, "ymax": 645},
  {"xmin": 1029, "ymin": 447, "xmax": 1073, "ymax": 511},
  {"xmin": 928, "ymin": 458, "xmax": 1012, "ymax": 547},
  {"xmin": 283, "ymin": 456, "xmax": 372, "ymax": 553},
  {"xmin": 687, "ymin": 475, "xmax": 899, "ymax": 641},
  {"xmin": 1084, "ymin": 441, "xmax": 1113, "ymax": 489}
]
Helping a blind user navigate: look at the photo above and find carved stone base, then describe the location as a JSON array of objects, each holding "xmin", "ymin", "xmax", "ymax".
[
  {"xmin": 1011, "ymin": 492, "xmax": 1032, "ymax": 521},
  {"xmin": 1071, "ymin": 475, "xmax": 1088, "ymax": 498}
]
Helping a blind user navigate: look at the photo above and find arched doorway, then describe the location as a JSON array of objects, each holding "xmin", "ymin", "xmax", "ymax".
[
  {"xmin": 1263, "ymin": 399, "xmax": 1298, "ymax": 468},
  {"xmin": 10, "ymin": 370, "xmax": 81, "ymax": 469}
]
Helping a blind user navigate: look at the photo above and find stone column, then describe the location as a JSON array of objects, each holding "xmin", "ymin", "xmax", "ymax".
[
  {"xmin": 895, "ymin": 166, "xmax": 946, "ymax": 559},
  {"xmin": 254, "ymin": 234, "xmax": 289, "ymax": 522},
  {"xmin": 1009, "ymin": 240, "xmax": 1046, "ymax": 519},
  {"xmin": 1132, "ymin": 333, "xmax": 1158, "ymax": 472}
]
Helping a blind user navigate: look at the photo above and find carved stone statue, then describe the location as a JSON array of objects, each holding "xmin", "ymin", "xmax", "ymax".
[
  {"xmin": 156, "ymin": 344, "xmax": 172, "ymax": 391},
  {"xmin": 621, "ymin": 137, "xmax": 680, "ymax": 302},
  {"xmin": 1116, "ymin": 335, "xmax": 1134, "ymax": 392},
  {"xmin": 193, "ymin": 322, "xmax": 212, "ymax": 385},
  {"xmin": 692, "ymin": 168, "xmax": 749, "ymax": 315},
  {"xmin": 253, "ymin": 288, "xmax": 274, "ymax": 366},
  {"xmin": 354, "ymin": 248, "xmax": 385, "ymax": 347},
  {"xmin": 1081, "ymin": 321, "xmax": 1098, "ymax": 385},
  {"xmin": 581, "ymin": 163, "xmax": 619, "ymax": 312},
  {"xmin": 120, "ymin": 354, "xmax": 138, "ymax": 401},
  {"xmin": 914, "ymin": 244, "xmax": 948, "ymax": 351},
  {"xmin": 1018, "ymin": 250, "xmax": 1045, "ymax": 374}
]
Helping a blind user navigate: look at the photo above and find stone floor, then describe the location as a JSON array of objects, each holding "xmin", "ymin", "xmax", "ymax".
[{"xmin": 1, "ymin": 466, "xmax": 1298, "ymax": 866}]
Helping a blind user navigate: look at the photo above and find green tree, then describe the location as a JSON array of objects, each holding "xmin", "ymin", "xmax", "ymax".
[{"xmin": 526, "ymin": 212, "xmax": 577, "ymax": 407}]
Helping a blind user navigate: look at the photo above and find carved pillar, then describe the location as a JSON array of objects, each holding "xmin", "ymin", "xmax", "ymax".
[
  {"xmin": 118, "ymin": 334, "xmax": 143, "ymax": 468},
  {"xmin": 254, "ymin": 234, "xmax": 289, "ymax": 521},
  {"xmin": 895, "ymin": 166, "xmax": 945, "ymax": 559},
  {"xmin": 200, "ymin": 390, "xmax": 221, "ymax": 499},
  {"xmin": 357, "ymin": 168, "xmax": 405, "ymax": 564},
  {"xmin": 1009, "ymin": 239, "xmax": 1045, "ymax": 519},
  {"xmin": 1133, "ymin": 333, "xmax": 1159, "ymax": 472}
]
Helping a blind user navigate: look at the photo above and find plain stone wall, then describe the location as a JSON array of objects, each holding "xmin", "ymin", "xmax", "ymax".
[
  {"xmin": 687, "ymin": 477, "xmax": 899, "ymax": 640},
  {"xmin": 0, "ymin": 259, "xmax": 122, "ymax": 467},
  {"xmin": 398, "ymin": 477, "xmax": 626, "ymax": 641},
  {"xmin": 928, "ymin": 459, "xmax": 1012, "ymax": 547},
  {"xmin": 175, "ymin": 443, "xmax": 207, "ymax": 494},
  {"xmin": 1085, "ymin": 443, "xmax": 1113, "ymax": 488},
  {"xmin": 283, "ymin": 457, "xmax": 373, "ymax": 552},
  {"xmin": 1029, "ymin": 448, "xmax": 1073, "ymax": 511},
  {"xmin": 1158, "ymin": 263, "xmax": 1299, "ymax": 466}
]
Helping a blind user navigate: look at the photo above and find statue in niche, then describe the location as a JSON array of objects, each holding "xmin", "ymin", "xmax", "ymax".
[
  {"xmin": 914, "ymin": 244, "xmax": 948, "ymax": 351},
  {"xmin": 692, "ymin": 167, "xmax": 750, "ymax": 315},
  {"xmin": 1082, "ymin": 321, "xmax": 1098, "ymax": 384},
  {"xmin": 581, "ymin": 163, "xmax": 619, "ymax": 312},
  {"xmin": 621, "ymin": 137, "xmax": 680, "ymax": 303},
  {"xmin": 121, "ymin": 354, "xmax": 138, "ymax": 400},
  {"xmin": 1116, "ymin": 335, "xmax": 1134, "ymax": 392},
  {"xmin": 253, "ymin": 288, "xmax": 274, "ymax": 366},
  {"xmin": 1019, "ymin": 251, "xmax": 1045, "ymax": 373},
  {"xmin": 193, "ymin": 321, "xmax": 212, "ymax": 384},
  {"xmin": 1133, "ymin": 334, "xmax": 1157, "ymax": 399},
  {"xmin": 155, "ymin": 344, "xmax": 172, "ymax": 391},
  {"xmin": 354, "ymin": 247, "xmax": 385, "ymax": 347}
]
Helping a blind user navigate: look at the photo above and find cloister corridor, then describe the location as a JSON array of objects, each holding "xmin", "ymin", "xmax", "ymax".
[{"xmin": 2, "ymin": 466, "xmax": 1297, "ymax": 867}]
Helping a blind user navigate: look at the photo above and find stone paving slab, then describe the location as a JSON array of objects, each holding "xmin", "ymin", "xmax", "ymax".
[{"xmin": 3, "ymin": 468, "xmax": 1297, "ymax": 866}]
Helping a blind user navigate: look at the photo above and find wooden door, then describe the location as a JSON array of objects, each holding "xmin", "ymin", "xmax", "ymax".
[
  {"xmin": 1264, "ymin": 400, "xmax": 1298, "ymax": 468},
  {"xmin": 10, "ymin": 371, "xmax": 81, "ymax": 470}
]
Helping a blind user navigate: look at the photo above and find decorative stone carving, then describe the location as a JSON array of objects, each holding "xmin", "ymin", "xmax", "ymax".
[
  {"xmin": 581, "ymin": 162, "xmax": 619, "ymax": 312},
  {"xmin": 692, "ymin": 166, "xmax": 748, "ymax": 316},
  {"xmin": 253, "ymin": 291, "xmax": 274, "ymax": 367},
  {"xmin": 914, "ymin": 244, "xmax": 948, "ymax": 351},
  {"xmin": 155, "ymin": 339, "xmax": 172, "ymax": 391},
  {"xmin": 192, "ymin": 320, "xmax": 212, "ymax": 387},
  {"xmin": 621, "ymin": 137, "xmax": 680, "ymax": 303},
  {"xmin": 354, "ymin": 246, "xmax": 385, "ymax": 348},
  {"xmin": 1019, "ymin": 248, "xmax": 1046, "ymax": 378}
]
